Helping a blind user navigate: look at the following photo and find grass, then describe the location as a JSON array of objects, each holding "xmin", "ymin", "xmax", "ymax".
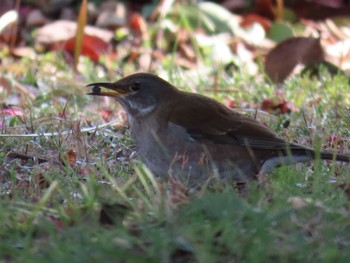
[{"xmin": 1, "ymin": 49, "xmax": 350, "ymax": 263}]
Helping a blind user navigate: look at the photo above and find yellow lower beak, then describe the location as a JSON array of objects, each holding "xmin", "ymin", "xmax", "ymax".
[{"xmin": 86, "ymin": 82, "xmax": 126, "ymax": 97}]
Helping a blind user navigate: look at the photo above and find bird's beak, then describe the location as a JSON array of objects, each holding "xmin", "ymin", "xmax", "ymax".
[{"xmin": 86, "ymin": 82, "xmax": 127, "ymax": 97}]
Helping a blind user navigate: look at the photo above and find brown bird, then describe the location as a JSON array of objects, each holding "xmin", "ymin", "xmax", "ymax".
[{"xmin": 87, "ymin": 73, "xmax": 350, "ymax": 186}]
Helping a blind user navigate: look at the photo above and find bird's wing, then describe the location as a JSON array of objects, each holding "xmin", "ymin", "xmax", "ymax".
[{"xmin": 168, "ymin": 93, "xmax": 302, "ymax": 150}]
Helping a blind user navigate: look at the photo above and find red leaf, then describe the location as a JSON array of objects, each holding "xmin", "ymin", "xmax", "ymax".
[
  {"xmin": 241, "ymin": 13, "xmax": 271, "ymax": 32},
  {"xmin": 129, "ymin": 12, "xmax": 148, "ymax": 38},
  {"xmin": 66, "ymin": 150, "xmax": 77, "ymax": 165},
  {"xmin": 63, "ymin": 35, "xmax": 109, "ymax": 62},
  {"xmin": 1, "ymin": 105, "xmax": 23, "ymax": 117},
  {"xmin": 99, "ymin": 109, "xmax": 113, "ymax": 122},
  {"xmin": 226, "ymin": 99, "xmax": 236, "ymax": 109},
  {"xmin": 260, "ymin": 97, "xmax": 297, "ymax": 114}
]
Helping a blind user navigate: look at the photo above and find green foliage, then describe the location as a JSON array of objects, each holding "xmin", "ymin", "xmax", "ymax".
[{"xmin": 267, "ymin": 22, "xmax": 294, "ymax": 42}]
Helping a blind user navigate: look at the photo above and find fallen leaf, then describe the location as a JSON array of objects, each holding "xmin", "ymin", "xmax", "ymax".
[
  {"xmin": 99, "ymin": 109, "xmax": 113, "ymax": 122},
  {"xmin": 63, "ymin": 34, "xmax": 110, "ymax": 62},
  {"xmin": 65, "ymin": 150, "xmax": 77, "ymax": 165},
  {"xmin": 129, "ymin": 12, "xmax": 148, "ymax": 39},
  {"xmin": 96, "ymin": 1, "xmax": 126, "ymax": 28},
  {"xmin": 241, "ymin": 13, "xmax": 271, "ymax": 32},
  {"xmin": 265, "ymin": 37, "xmax": 325, "ymax": 83},
  {"xmin": 36, "ymin": 20, "xmax": 113, "ymax": 44},
  {"xmin": 10, "ymin": 46, "xmax": 36, "ymax": 59},
  {"xmin": 25, "ymin": 9, "xmax": 49, "ymax": 27},
  {"xmin": 267, "ymin": 22, "xmax": 294, "ymax": 42},
  {"xmin": 260, "ymin": 97, "xmax": 297, "ymax": 114}
]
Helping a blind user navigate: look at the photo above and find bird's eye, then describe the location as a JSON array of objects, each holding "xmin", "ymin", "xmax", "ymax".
[{"xmin": 130, "ymin": 81, "xmax": 141, "ymax": 92}]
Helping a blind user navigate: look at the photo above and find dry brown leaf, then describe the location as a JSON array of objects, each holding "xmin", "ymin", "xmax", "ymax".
[
  {"xmin": 35, "ymin": 20, "xmax": 113, "ymax": 45},
  {"xmin": 265, "ymin": 37, "xmax": 325, "ymax": 83},
  {"xmin": 10, "ymin": 46, "xmax": 36, "ymax": 59},
  {"xmin": 66, "ymin": 150, "xmax": 77, "ymax": 165}
]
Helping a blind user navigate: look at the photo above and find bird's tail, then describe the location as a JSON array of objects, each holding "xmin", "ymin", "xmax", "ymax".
[
  {"xmin": 291, "ymin": 147, "xmax": 350, "ymax": 163},
  {"xmin": 319, "ymin": 151, "xmax": 350, "ymax": 162},
  {"xmin": 260, "ymin": 147, "xmax": 350, "ymax": 174}
]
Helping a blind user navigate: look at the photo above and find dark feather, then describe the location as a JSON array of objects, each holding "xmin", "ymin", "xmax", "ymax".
[{"xmin": 168, "ymin": 91, "xmax": 292, "ymax": 150}]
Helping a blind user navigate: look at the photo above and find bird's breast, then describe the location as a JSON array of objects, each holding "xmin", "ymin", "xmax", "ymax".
[{"xmin": 127, "ymin": 117, "xmax": 264, "ymax": 183}]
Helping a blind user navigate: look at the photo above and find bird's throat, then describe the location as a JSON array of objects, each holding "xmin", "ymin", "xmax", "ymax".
[{"xmin": 119, "ymin": 97, "xmax": 157, "ymax": 118}]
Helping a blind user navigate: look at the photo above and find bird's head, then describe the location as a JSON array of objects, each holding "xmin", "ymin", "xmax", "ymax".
[{"xmin": 87, "ymin": 73, "xmax": 177, "ymax": 117}]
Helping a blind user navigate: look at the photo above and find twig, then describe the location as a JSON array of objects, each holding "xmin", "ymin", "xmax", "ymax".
[{"xmin": 0, "ymin": 119, "xmax": 120, "ymax": 138}]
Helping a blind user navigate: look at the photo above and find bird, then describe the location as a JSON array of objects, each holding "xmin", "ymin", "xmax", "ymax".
[{"xmin": 86, "ymin": 73, "xmax": 350, "ymax": 187}]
